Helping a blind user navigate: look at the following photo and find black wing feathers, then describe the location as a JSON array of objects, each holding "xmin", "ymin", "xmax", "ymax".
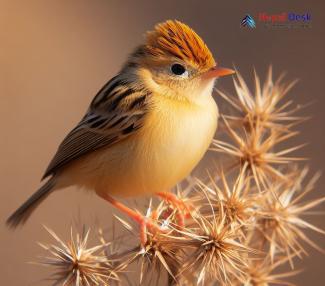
[{"xmin": 42, "ymin": 75, "xmax": 149, "ymax": 180}]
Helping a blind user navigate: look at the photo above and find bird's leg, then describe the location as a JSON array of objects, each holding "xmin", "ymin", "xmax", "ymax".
[
  {"xmin": 100, "ymin": 193, "xmax": 162, "ymax": 245},
  {"xmin": 157, "ymin": 192, "xmax": 192, "ymax": 228}
]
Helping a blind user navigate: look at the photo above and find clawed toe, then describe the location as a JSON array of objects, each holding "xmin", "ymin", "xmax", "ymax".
[{"xmin": 157, "ymin": 192, "xmax": 193, "ymax": 229}]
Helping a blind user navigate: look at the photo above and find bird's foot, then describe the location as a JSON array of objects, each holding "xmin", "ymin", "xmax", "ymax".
[
  {"xmin": 137, "ymin": 215, "xmax": 169, "ymax": 246},
  {"xmin": 157, "ymin": 192, "xmax": 193, "ymax": 228},
  {"xmin": 100, "ymin": 193, "xmax": 167, "ymax": 246}
]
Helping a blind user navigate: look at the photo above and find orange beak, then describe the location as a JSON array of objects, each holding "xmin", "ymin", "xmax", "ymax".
[{"xmin": 204, "ymin": 66, "xmax": 235, "ymax": 79}]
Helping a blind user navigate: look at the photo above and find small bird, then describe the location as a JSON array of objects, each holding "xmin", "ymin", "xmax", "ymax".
[{"xmin": 7, "ymin": 20, "xmax": 234, "ymax": 236}]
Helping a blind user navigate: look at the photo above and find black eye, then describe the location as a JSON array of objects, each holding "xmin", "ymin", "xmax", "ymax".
[{"xmin": 171, "ymin": 63, "xmax": 186, "ymax": 75}]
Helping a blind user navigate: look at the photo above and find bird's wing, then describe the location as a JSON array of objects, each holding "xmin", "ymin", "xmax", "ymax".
[{"xmin": 42, "ymin": 75, "xmax": 150, "ymax": 179}]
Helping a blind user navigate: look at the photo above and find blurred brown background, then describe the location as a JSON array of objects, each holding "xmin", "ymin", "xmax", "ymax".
[{"xmin": 0, "ymin": 0, "xmax": 324, "ymax": 285}]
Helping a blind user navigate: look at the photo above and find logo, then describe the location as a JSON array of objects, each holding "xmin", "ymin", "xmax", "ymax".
[
  {"xmin": 240, "ymin": 12, "xmax": 312, "ymax": 29},
  {"xmin": 259, "ymin": 12, "xmax": 311, "ymax": 28},
  {"xmin": 241, "ymin": 15, "xmax": 256, "ymax": 28}
]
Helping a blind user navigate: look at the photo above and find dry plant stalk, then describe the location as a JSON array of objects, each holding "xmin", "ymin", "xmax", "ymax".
[{"xmin": 37, "ymin": 67, "xmax": 324, "ymax": 285}]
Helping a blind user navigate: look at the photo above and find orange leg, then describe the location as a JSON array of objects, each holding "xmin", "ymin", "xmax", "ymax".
[
  {"xmin": 157, "ymin": 192, "xmax": 192, "ymax": 228},
  {"xmin": 100, "ymin": 194, "xmax": 160, "ymax": 245}
]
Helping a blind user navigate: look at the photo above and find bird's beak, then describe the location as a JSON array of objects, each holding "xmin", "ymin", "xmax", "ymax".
[{"xmin": 203, "ymin": 66, "xmax": 235, "ymax": 79}]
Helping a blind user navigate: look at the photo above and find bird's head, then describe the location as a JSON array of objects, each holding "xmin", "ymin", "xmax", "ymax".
[{"xmin": 124, "ymin": 20, "xmax": 234, "ymax": 103}]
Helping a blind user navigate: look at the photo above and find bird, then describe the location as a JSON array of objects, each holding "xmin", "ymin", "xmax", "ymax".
[{"xmin": 7, "ymin": 20, "xmax": 234, "ymax": 240}]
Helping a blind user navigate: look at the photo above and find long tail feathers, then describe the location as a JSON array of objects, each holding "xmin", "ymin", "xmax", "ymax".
[{"xmin": 6, "ymin": 179, "xmax": 55, "ymax": 229}]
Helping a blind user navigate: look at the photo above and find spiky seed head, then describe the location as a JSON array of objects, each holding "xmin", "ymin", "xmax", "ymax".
[
  {"xmin": 144, "ymin": 20, "xmax": 216, "ymax": 71},
  {"xmin": 236, "ymin": 254, "xmax": 301, "ymax": 286},
  {"xmin": 256, "ymin": 169, "xmax": 325, "ymax": 264},
  {"xmin": 180, "ymin": 204, "xmax": 253, "ymax": 285},
  {"xmin": 213, "ymin": 119, "xmax": 304, "ymax": 190},
  {"xmin": 115, "ymin": 201, "xmax": 188, "ymax": 285},
  {"xmin": 218, "ymin": 68, "xmax": 302, "ymax": 132},
  {"xmin": 196, "ymin": 170, "xmax": 256, "ymax": 229},
  {"xmin": 39, "ymin": 227, "xmax": 118, "ymax": 286}
]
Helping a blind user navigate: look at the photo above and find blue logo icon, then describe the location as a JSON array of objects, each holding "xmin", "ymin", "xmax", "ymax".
[{"xmin": 241, "ymin": 15, "xmax": 256, "ymax": 28}]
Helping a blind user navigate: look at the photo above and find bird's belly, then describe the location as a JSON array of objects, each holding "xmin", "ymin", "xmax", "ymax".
[
  {"xmin": 69, "ymin": 99, "xmax": 218, "ymax": 197},
  {"xmin": 134, "ymin": 106, "xmax": 217, "ymax": 195}
]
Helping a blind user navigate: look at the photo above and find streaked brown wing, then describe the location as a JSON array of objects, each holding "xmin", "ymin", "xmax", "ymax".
[{"xmin": 42, "ymin": 75, "xmax": 149, "ymax": 179}]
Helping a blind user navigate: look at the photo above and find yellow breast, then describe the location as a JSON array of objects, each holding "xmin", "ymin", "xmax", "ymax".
[
  {"xmin": 121, "ymin": 93, "xmax": 218, "ymax": 196},
  {"xmin": 68, "ymin": 92, "xmax": 218, "ymax": 198}
]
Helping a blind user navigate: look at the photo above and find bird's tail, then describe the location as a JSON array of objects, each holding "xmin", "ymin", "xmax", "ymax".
[{"xmin": 6, "ymin": 178, "xmax": 56, "ymax": 229}]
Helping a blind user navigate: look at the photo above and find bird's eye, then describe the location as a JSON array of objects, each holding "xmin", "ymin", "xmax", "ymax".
[{"xmin": 171, "ymin": 63, "xmax": 186, "ymax": 76}]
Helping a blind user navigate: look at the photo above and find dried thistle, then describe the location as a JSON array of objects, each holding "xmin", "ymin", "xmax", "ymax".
[
  {"xmin": 234, "ymin": 254, "xmax": 301, "ymax": 286},
  {"xmin": 212, "ymin": 119, "xmax": 304, "ymax": 189},
  {"xmin": 196, "ymin": 169, "xmax": 256, "ymax": 229},
  {"xmin": 179, "ymin": 202, "xmax": 253, "ymax": 285},
  {"xmin": 39, "ymin": 226, "xmax": 118, "ymax": 286},
  {"xmin": 115, "ymin": 200, "xmax": 187, "ymax": 285},
  {"xmin": 257, "ymin": 169, "xmax": 325, "ymax": 264},
  {"xmin": 217, "ymin": 67, "xmax": 303, "ymax": 131}
]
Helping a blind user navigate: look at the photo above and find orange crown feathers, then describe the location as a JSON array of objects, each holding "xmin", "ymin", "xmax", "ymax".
[{"xmin": 145, "ymin": 20, "xmax": 216, "ymax": 70}]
